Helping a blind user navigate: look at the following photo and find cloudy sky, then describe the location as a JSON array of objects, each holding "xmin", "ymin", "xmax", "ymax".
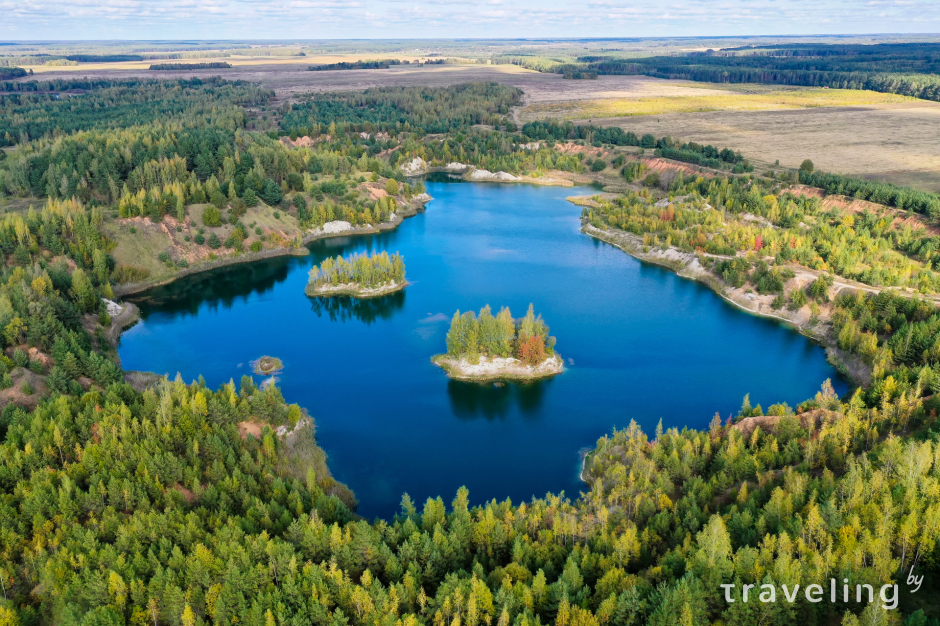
[{"xmin": 4, "ymin": 0, "xmax": 939, "ymax": 40}]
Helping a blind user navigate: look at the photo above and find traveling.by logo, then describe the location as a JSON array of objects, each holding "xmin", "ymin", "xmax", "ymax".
[{"xmin": 720, "ymin": 575, "xmax": 913, "ymax": 611}]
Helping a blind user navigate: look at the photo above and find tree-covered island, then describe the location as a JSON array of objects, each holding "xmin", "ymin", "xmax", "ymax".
[
  {"xmin": 432, "ymin": 304, "xmax": 564, "ymax": 381},
  {"xmin": 305, "ymin": 250, "xmax": 407, "ymax": 298}
]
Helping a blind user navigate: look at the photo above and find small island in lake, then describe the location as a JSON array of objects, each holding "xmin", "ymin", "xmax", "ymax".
[
  {"xmin": 251, "ymin": 355, "xmax": 283, "ymax": 375},
  {"xmin": 432, "ymin": 304, "xmax": 564, "ymax": 381},
  {"xmin": 305, "ymin": 251, "xmax": 407, "ymax": 298}
]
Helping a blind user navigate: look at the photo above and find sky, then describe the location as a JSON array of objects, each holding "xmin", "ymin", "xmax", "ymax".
[{"xmin": 3, "ymin": 0, "xmax": 940, "ymax": 40}]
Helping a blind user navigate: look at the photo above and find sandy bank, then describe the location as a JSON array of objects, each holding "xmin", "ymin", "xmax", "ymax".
[
  {"xmin": 431, "ymin": 353, "xmax": 564, "ymax": 382},
  {"xmin": 402, "ymin": 157, "xmax": 578, "ymax": 187},
  {"xmin": 305, "ymin": 280, "xmax": 406, "ymax": 299}
]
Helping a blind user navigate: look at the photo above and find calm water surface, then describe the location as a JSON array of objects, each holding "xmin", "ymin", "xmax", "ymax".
[{"xmin": 119, "ymin": 179, "xmax": 847, "ymax": 518}]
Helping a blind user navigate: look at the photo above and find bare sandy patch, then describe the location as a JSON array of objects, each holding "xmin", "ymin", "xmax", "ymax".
[{"xmin": 432, "ymin": 354, "xmax": 564, "ymax": 382}]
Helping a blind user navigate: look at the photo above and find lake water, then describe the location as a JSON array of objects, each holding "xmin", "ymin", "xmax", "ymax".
[{"xmin": 119, "ymin": 179, "xmax": 848, "ymax": 519}]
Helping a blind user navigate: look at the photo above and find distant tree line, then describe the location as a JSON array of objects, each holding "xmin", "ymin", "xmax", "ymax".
[
  {"xmin": 64, "ymin": 54, "xmax": 144, "ymax": 63},
  {"xmin": 578, "ymin": 43, "xmax": 940, "ymax": 102},
  {"xmin": 0, "ymin": 67, "xmax": 26, "ymax": 80},
  {"xmin": 308, "ymin": 59, "xmax": 405, "ymax": 71},
  {"xmin": 149, "ymin": 62, "xmax": 232, "ymax": 70}
]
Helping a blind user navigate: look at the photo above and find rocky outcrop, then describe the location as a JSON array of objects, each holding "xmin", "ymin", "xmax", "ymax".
[
  {"xmin": 468, "ymin": 169, "xmax": 519, "ymax": 182},
  {"xmin": 400, "ymin": 157, "xmax": 429, "ymax": 176},
  {"xmin": 442, "ymin": 162, "xmax": 471, "ymax": 173},
  {"xmin": 316, "ymin": 220, "xmax": 353, "ymax": 234}
]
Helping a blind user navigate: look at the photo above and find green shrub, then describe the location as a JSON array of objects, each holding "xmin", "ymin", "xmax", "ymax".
[
  {"xmin": 714, "ymin": 257, "xmax": 750, "ymax": 288},
  {"xmin": 208, "ymin": 233, "xmax": 222, "ymax": 249},
  {"xmin": 259, "ymin": 178, "xmax": 283, "ymax": 205},
  {"xmin": 194, "ymin": 233, "xmax": 205, "ymax": 245},
  {"xmin": 590, "ymin": 159, "xmax": 607, "ymax": 172},
  {"xmin": 622, "ymin": 161, "xmax": 644, "ymax": 182},
  {"xmin": 28, "ymin": 359, "xmax": 44, "ymax": 374},
  {"xmin": 13, "ymin": 246, "xmax": 30, "ymax": 266},
  {"xmin": 243, "ymin": 188, "xmax": 258, "ymax": 207},
  {"xmin": 21, "ymin": 381, "xmax": 33, "ymax": 395},
  {"xmin": 12, "ymin": 349, "xmax": 27, "ymax": 368},
  {"xmin": 250, "ymin": 241, "xmax": 263, "ymax": 253},
  {"xmin": 209, "ymin": 189, "xmax": 227, "ymax": 208},
  {"xmin": 788, "ymin": 288, "xmax": 808, "ymax": 310},
  {"xmin": 808, "ymin": 274, "xmax": 834, "ymax": 302},
  {"xmin": 750, "ymin": 261, "xmax": 789, "ymax": 295},
  {"xmin": 286, "ymin": 172, "xmax": 304, "ymax": 192},
  {"xmin": 203, "ymin": 206, "xmax": 222, "ymax": 227}
]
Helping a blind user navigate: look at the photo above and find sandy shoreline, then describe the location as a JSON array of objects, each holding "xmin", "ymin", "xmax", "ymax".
[
  {"xmin": 431, "ymin": 353, "xmax": 565, "ymax": 382},
  {"xmin": 305, "ymin": 280, "xmax": 406, "ymax": 299}
]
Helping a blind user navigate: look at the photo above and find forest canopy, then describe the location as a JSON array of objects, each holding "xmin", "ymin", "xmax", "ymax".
[
  {"xmin": 0, "ymin": 77, "xmax": 270, "ymax": 147},
  {"xmin": 0, "ymin": 71, "xmax": 939, "ymax": 626},
  {"xmin": 445, "ymin": 304, "xmax": 557, "ymax": 365},
  {"xmin": 280, "ymin": 83, "xmax": 522, "ymax": 135},
  {"xmin": 306, "ymin": 251, "xmax": 406, "ymax": 294}
]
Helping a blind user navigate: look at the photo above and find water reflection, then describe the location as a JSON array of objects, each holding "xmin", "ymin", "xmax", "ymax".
[
  {"xmin": 308, "ymin": 290, "xmax": 406, "ymax": 324},
  {"xmin": 447, "ymin": 377, "xmax": 551, "ymax": 420},
  {"xmin": 131, "ymin": 256, "xmax": 298, "ymax": 318}
]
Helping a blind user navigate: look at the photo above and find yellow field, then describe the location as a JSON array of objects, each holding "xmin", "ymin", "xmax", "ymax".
[
  {"xmin": 24, "ymin": 54, "xmax": 434, "ymax": 74},
  {"xmin": 521, "ymin": 87, "xmax": 915, "ymax": 120}
]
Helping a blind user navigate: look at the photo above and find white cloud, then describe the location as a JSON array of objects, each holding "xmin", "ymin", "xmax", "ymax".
[{"xmin": 4, "ymin": 0, "xmax": 940, "ymax": 37}]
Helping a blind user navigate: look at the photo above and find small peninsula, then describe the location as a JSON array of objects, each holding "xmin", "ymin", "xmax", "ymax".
[
  {"xmin": 305, "ymin": 251, "xmax": 407, "ymax": 298},
  {"xmin": 432, "ymin": 304, "xmax": 564, "ymax": 381}
]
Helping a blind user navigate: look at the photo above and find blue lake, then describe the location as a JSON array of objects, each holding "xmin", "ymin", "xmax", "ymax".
[{"xmin": 118, "ymin": 179, "xmax": 848, "ymax": 519}]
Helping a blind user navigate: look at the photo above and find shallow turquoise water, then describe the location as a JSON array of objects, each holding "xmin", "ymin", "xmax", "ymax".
[{"xmin": 119, "ymin": 179, "xmax": 847, "ymax": 518}]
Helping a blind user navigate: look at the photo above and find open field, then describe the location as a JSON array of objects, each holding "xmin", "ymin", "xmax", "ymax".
[
  {"xmin": 519, "ymin": 86, "xmax": 917, "ymax": 120},
  {"xmin": 580, "ymin": 102, "xmax": 940, "ymax": 192},
  {"xmin": 14, "ymin": 63, "xmax": 733, "ymax": 102},
  {"xmin": 23, "ymin": 54, "xmax": 429, "ymax": 74}
]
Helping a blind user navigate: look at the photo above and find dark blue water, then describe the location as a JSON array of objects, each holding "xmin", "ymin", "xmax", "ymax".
[{"xmin": 119, "ymin": 180, "xmax": 847, "ymax": 519}]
